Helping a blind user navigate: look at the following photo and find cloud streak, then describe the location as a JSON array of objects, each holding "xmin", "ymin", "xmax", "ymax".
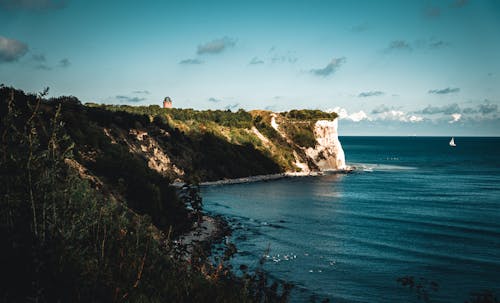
[
  {"xmin": 115, "ymin": 95, "xmax": 146, "ymax": 103},
  {"xmin": 249, "ymin": 57, "xmax": 264, "ymax": 65},
  {"xmin": 132, "ymin": 90, "xmax": 150, "ymax": 94},
  {"xmin": 385, "ymin": 38, "xmax": 450, "ymax": 53},
  {"xmin": 267, "ymin": 47, "xmax": 297, "ymax": 64},
  {"xmin": 387, "ymin": 40, "xmax": 412, "ymax": 51},
  {"xmin": 35, "ymin": 64, "xmax": 51, "ymax": 70},
  {"xmin": 270, "ymin": 50, "xmax": 297, "ymax": 64},
  {"xmin": 331, "ymin": 101, "xmax": 497, "ymax": 127},
  {"xmin": 350, "ymin": 23, "xmax": 370, "ymax": 33},
  {"xmin": 179, "ymin": 58, "xmax": 203, "ymax": 65},
  {"xmin": 31, "ymin": 53, "xmax": 51, "ymax": 70},
  {"xmin": 59, "ymin": 58, "xmax": 70, "ymax": 67},
  {"xmin": 32, "ymin": 53, "xmax": 46, "ymax": 62},
  {"xmin": 371, "ymin": 104, "xmax": 400, "ymax": 114},
  {"xmin": 415, "ymin": 101, "xmax": 499, "ymax": 122},
  {"xmin": 478, "ymin": 103, "xmax": 498, "ymax": 114},
  {"xmin": 310, "ymin": 57, "xmax": 346, "ymax": 77},
  {"xmin": 197, "ymin": 37, "xmax": 236, "ymax": 55},
  {"xmin": 418, "ymin": 103, "xmax": 461, "ymax": 115},
  {"xmin": 358, "ymin": 91, "xmax": 384, "ymax": 98},
  {"xmin": 428, "ymin": 87, "xmax": 460, "ymax": 94},
  {"xmin": 208, "ymin": 97, "xmax": 221, "ymax": 103},
  {"xmin": 0, "ymin": 36, "xmax": 29, "ymax": 63},
  {"xmin": 463, "ymin": 102, "xmax": 499, "ymax": 115},
  {"xmin": 427, "ymin": 40, "xmax": 450, "ymax": 49}
]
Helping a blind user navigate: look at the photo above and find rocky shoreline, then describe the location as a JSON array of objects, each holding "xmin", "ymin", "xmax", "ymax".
[
  {"xmin": 171, "ymin": 169, "xmax": 353, "ymax": 189},
  {"xmin": 173, "ymin": 214, "xmax": 231, "ymax": 259},
  {"xmin": 173, "ymin": 167, "xmax": 354, "ymax": 260},
  {"xmin": 198, "ymin": 168, "xmax": 353, "ymax": 187}
]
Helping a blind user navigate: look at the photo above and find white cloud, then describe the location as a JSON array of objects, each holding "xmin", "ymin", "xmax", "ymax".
[
  {"xmin": 328, "ymin": 107, "xmax": 370, "ymax": 122},
  {"xmin": 349, "ymin": 111, "xmax": 369, "ymax": 122},
  {"xmin": 409, "ymin": 115, "xmax": 424, "ymax": 122},
  {"xmin": 329, "ymin": 107, "xmax": 347, "ymax": 119},
  {"xmin": 449, "ymin": 113, "xmax": 462, "ymax": 123},
  {"xmin": 373, "ymin": 110, "xmax": 423, "ymax": 123},
  {"xmin": 0, "ymin": 36, "xmax": 28, "ymax": 62},
  {"xmin": 378, "ymin": 110, "xmax": 406, "ymax": 121},
  {"xmin": 328, "ymin": 107, "xmax": 423, "ymax": 123}
]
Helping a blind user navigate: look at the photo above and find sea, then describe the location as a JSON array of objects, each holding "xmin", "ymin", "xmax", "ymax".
[{"xmin": 201, "ymin": 137, "xmax": 500, "ymax": 303}]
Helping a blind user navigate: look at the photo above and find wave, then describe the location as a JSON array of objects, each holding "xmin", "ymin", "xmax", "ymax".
[{"xmin": 349, "ymin": 162, "xmax": 417, "ymax": 172}]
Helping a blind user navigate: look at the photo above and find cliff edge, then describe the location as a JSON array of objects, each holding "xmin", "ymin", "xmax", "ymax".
[
  {"xmin": 306, "ymin": 119, "xmax": 346, "ymax": 171},
  {"xmin": 261, "ymin": 111, "xmax": 346, "ymax": 174},
  {"xmin": 4, "ymin": 90, "xmax": 347, "ymax": 183},
  {"xmin": 72, "ymin": 106, "xmax": 348, "ymax": 182}
]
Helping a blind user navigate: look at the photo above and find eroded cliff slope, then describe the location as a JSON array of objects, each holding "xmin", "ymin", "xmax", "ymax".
[
  {"xmin": 3, "ymin": 88, "xmax": 346, "ymax": 184},
  {"xmin": 85, "ymin": 106, "xmax": 348, "ymax": 181}
]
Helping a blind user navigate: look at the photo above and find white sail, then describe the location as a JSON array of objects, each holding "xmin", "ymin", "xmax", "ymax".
[{"xmin": 449, "ymin": 137, "xmax": 456, "ymax": 147}]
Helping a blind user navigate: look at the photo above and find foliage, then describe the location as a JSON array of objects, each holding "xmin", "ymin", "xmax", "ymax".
[
  {"xmin": 79, "ymin": 103, "xmax": 283, "ymax": 182},
  {"xmin": 280, "ymin": 121, "xmax": 317, "ymax": 148},
  {"xmin": 0, "ymin": 86, "xmax": 291, "ymax": 302},
  {"xmin": 282, "ymin": 109, "xmax": 338, "ymax": 121},
  {"xmin": 88, "ymin": 104, "xmax": 253, "ymax": 129},
  {"xmin": 251, "ymin": 111, "xmax": 300, "ymax": 171},
  {"xmin": 83, "ymin": 104, "xmax": 340, "ymax": 175},
  {"xmin": 44, "ymin": 96, "xmax": 189, "ymax": 233}
]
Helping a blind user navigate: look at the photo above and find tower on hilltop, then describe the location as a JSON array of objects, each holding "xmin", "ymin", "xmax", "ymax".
[{"xmin": 163, "ymin": 97, "xmax": 172, "ymax": 109}]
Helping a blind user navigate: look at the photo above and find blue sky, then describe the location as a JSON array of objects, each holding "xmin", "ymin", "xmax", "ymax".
[{"xmin": 1, "ymin": 0, "xmax": 499, "ymax": 135}]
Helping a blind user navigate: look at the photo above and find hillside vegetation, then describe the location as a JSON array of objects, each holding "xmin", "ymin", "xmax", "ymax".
[
  {"xmin": 0, "ymin": 86, "xmax": 339, "ymax": 302},
  {"xmin": 86, "ymin": 103, "xmax": 338, "ymax": 180},
  {"xmin": 1, "ymin": 87, "xmax": 298, "ymax": 302}
]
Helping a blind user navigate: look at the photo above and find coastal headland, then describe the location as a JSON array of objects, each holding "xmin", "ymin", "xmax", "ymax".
[{"xmin": 1, "ymin": 86, "xmax": 345, "ymax": 302}]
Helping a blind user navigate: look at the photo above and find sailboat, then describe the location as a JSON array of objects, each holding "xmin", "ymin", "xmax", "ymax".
[{"xmin": 449, "ymin": 137, "xmax": 456, "ymax": 147}]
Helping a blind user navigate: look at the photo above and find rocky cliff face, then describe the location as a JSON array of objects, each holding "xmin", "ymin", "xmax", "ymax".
[
  {"xmin": 56, "ymin": 101, "xmax": 346, "ymax": 182},
  {"xmin": 305, "ymin": 119, "xmax": 346, "ymax": 171},
  {"xmin": 269, "ymin": 116, "xmax": 347, "ymax": 173}
]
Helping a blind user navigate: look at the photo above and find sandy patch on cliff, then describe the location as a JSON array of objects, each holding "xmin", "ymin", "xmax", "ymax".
[
  {"xmin": 251, "ymin": 126, "xmax": 270, "ymax": 145},
  {"xmin": 128, "ymin": 129, "xmax": 185, "ymax": 179}
]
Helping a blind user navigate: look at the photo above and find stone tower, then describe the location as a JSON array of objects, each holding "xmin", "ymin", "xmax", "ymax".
[{"xmin": 163, "ymin": 97, "xmax": 172, "ymax": 109}]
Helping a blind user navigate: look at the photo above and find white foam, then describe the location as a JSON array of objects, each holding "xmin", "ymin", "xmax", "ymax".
[{"xmin": 350, "ymin": 163, "xmax": 417, "ymax": 172}]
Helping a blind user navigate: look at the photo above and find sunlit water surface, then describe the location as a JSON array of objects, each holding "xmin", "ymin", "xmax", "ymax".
[{"xmin": 202, "ymin": 137, "xmax": 500, "ymax": 302}]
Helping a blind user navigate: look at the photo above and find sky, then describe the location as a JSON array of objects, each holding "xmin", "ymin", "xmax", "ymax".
[{"xmin": 1, "ymin": 0, "xmax": 499, "ymax": 136}]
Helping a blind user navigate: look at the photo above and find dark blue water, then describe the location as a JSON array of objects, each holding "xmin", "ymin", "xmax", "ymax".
[{"xmin": 202, "ymin": 137, "xmax": 500, "ymax": 302}]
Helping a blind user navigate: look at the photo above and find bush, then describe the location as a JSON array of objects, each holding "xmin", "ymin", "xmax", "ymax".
[{"xmin": 0, "ymin": 86, "xmax": 291, "ymax": 302}]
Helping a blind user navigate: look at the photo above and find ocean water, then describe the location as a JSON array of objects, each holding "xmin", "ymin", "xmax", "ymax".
[{"xmin": 201, "ymin": 137, "xmax": 500, "ymax": 303}]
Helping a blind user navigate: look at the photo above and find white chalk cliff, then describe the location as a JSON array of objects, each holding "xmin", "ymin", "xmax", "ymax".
[
  {"xmin": 270, "ymin": 115, "xmax": 347, "ymax": 172},
  {"xmin": 305, "ymin": 119, "xmax": 346, "ymax": 171}
]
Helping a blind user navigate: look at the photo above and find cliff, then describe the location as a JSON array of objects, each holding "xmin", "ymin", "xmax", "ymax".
[
  {"xmin": 0, "ymin": 86, "xmax": 292, "ymax": 302},
  {"xmin": 67, "ymin": 104, "xmax": 348, "ymax": 183},
  {"xmin": 306, "ymin": 119, "xmax": 346, "ymax": 171},
  {"xmin": 0, "ymin": 87, "xmax": 348, "ymax": 246},
  {"xmin": 87, "ymin": 106, "xmax": 348, "ymax": 182},
  {"xmin": 0, "ymin": 87, "xmax": 346, "ymax": 184}
]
